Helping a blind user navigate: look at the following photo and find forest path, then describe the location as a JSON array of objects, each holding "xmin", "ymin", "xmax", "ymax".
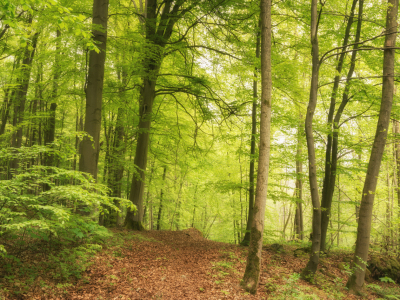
[{"xmin": 52, "ymin": 229, "xmax": 372, "ymax": 299}]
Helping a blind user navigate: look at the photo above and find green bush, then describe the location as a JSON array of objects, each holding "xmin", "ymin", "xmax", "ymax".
[{"xmin": 0, "ymin": 144, "xmax": 134, "ymax": 280}]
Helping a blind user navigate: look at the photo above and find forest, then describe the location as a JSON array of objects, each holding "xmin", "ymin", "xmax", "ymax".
[{"xmin": 1, "ymin": 0, "xmax": 400, "ymax": 298}]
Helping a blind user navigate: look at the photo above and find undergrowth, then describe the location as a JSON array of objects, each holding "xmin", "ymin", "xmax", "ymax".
[{"xmin": 0, "ymin": 144, "xmax": 135, "ymax": 298}]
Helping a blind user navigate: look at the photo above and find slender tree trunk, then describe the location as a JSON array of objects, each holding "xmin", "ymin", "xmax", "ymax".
[
  {"xmin": 301, "ymin": 0, "xmax": 321, "ymax": 279},
  {"xmin": 192, "ymin": 184, "xmax": 197, "ymax": 228},
  {"xmin": 395, "ymin": 120, "xmax": 400, "ymax": 251},
  {"xmin": 43, "ymin": 30, "xmax": 61, "ymax": 191},
  {"xmin": 31, "ymin": 68, "xmax": 42, "ymax": 147},
  {"xmin": 79, "ymin": 0, "xmax": 109, "ymax": 181},
  {"xmin": 242, "ymin": 22, "xmax": 261, "ymax": 246},
  {"xmin": 157, "ymin": 166, "xmax": 167, "ymax": 231},
  {"xmin": 144, "ymin": 161, "xmax": 155, "ymax": 228},
  {"xmin": 102, "ymin": 67, "xmax": 127, "ymax": 225},
  {"xmin": 283, "ymin": 205, "xmax": 292, "ymax": 240},
  {"xmin": 112, "ymin": 107, "xmax": 126, "ymax": 226},
  {"xmin": 347, "ymin": 0, "xmax": 398, "ymax": 293},
  {"xmin": 337, "ymin": 172, "xmax": 340, "ymax": 247},
  {"xmin": 241, "ymin": 0, "xmax": 272, "ymax": 294},
  {"xmin": 294, "ymin": 112, "xmax": 304, "ymax": 240},
  {"xmin": 320, "ymin": 0, "xmax": 358, "ymax": 251}
]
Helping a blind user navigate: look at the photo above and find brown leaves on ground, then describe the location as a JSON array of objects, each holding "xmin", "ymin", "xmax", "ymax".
[{"xmin": 6, "ymin": 230, "xmax": 389, "ymax": 299}]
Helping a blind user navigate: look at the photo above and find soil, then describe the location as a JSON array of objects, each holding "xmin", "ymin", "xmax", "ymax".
[{"xmin": 3, "ymin": 229, "xmax": 391, "ymax": 299}]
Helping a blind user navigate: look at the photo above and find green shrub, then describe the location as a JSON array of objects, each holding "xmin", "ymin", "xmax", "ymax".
[{"xmin": 0, "ymin": 143, "xmax": 135, "ymax": 288}]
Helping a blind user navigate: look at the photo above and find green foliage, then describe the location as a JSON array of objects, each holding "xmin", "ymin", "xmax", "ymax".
[
  {"xmin": 267, "ymin": 273, "xmax": 320, "ymax": 299},
  {"xmin": 0, "ymin": 142, "xmax": 135, "ymax": 296},
  {"xmin": 0, "ymin": 145, "xmax": 133, "ymax": 250},
  {"xmin": 380, "ymin": 277, "xmax": 396, "ymax": 284},
  {"xmin": 47, "ymin": 243, "xmax": 102, "ymax": 280},
  {"xmin": 368, "ymin": 283, "xmax": 400, "ymax": 299}
]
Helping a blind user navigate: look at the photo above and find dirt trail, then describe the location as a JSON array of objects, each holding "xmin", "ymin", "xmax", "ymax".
[{"xmin": 27, "ymin": 229, "xmax": 378, "ymax": 299}]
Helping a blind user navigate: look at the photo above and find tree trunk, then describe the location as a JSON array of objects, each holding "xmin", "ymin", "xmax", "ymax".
[
  {"xmin": 242, "ymin": 21, "xmax": 261, "ymax": 246},
  {"xmin": 43, "ymin": 30, "xmax": 61, "ymax": 191},
  {"xmin": 294, "ymin": 112, "xmax": 304, "ymax": 240},
  {"xmin": 79, "ymin": 0, "xmax": 109, "ymax": 181},
  {"xmin": 124, "ymin": 0, "xmax": 186, "ymax": 230},
  {"xmin": 124, "ymin": 77, "xmax": 157, "ymax": 230},
  {"xmin": 346, "ymin": 0, "xmax": 398, "ymax": 293},
  {"xmin": 144, "ymin": 161, "xmax": 155, "ymax": 228},
  {"xmin": 320, "ymin": 0, "xmax": 358, "ymax": 252},
  {"xmin": 301, "ymin": 0, "xmax": 321, "ymax": 280},
  {"xmin": 395, "ymin": 120, "xmax": 400, "ymax": 251},
  {"xmin": 111, "ymin": 106, "xmax": 126, "ymax": 226},
  {"xmin": 157, "ymin": 166, "xmax": 167, "ymax": 231},
  {"xmin": 0, "ymin": 58, "xmax": 19, "ymax": 136},
  {"xmin": 191, "ymin": 184, "xmax": 198, "ymax": 228},
  {"xmin": 241, "ymin": 0, "xmax": 272, "ymax": 294},
  {"xmin": 10, "ymin": 31, "xmax": 39, "ymax": 173}
]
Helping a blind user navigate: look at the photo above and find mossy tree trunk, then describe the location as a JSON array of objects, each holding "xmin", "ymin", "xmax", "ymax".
[
  {"xmin": 241, "ymin": 0, "xmax": 272, "ymax": 294},
  {"xmin": 347, "ymin": 0, "xmax": 398, "ymax": 293}
]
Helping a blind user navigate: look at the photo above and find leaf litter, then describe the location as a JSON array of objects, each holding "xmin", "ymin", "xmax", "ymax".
[{"xmin": 1, "ymin": 228, "xmax": 393, "ymax": 299}]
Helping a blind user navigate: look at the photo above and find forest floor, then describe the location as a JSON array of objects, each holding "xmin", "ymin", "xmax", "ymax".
[{"xmin": 2, "ymin": 228, "xmax": 400, "ymax": 299}]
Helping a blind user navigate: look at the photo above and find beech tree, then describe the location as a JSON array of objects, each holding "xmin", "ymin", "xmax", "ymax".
[
  {"xmin": 241, "ymin": 0, "xmax": 271, "ymax": 294},
  {"xmin": 79, "ymin": 0, "xmax": 109, "ymax": 182},
  {"xmin": 301, "ymin": 0, "xmax": 321, "ymax": 279},
  {"xmin": 347, "ymin": 0, "xmax": 398, "ymax": 293}
]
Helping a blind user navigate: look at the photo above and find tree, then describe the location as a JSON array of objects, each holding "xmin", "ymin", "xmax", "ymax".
[
  {"xmin": 241, "ymin": 0, "xmax": 272, "ymax": 294},
  {"xmin": 301, "ymin": 0, "xmax": 321, "ymax": 279},
  {"xmin": 79, "ymin": 0, "xmax": 109, "ymax": 182},
  {"xmin": 347, "ymin": 0, "xmax": 398, "ymax": 293},
  {"xmin": 125, "ymin": 0, "xmax": 194, "ymax": 230},
  {"xmin": 319, "ymin": 0, "xmax": 358, "ymax": 251},
  {"xmin": 241, "ymin": 22, "xmax": 260, "ymax": 246}
]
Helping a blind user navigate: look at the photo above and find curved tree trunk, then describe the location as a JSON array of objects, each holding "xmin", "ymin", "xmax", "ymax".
[
  {"xmin": 241, "ymin": 0, "xmax": 271, "ymax": 294},
  {"xmin": 301, "ymin": 0, "xmax": 321, "ymax": 280},
  {"xmin": 347, "ymin": 0, "xmax": 398, "ymax": 293}
]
